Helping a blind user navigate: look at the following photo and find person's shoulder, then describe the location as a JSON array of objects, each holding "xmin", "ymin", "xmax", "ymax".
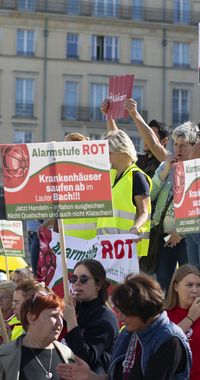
[
  {"xmin": 0, "ymin": 339, "xmax": 18, "ymax": 356},
  {"xmin": 53, "ymin": 340, "xmax": 75, "ymax": 362},
  {"xmin": 99, "ymin": 305, "xmax": 119, "ymax": 327}
]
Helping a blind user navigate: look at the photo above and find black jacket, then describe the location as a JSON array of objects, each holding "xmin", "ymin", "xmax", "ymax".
[{"xmin": 64, "ymin": 298, "xmax": 118, "ymax": 373}]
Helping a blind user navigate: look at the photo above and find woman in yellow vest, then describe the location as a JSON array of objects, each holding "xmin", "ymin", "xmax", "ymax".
[
  {"xmin": 97, "ymin": 129, "xmax": 152, "ymax": 258},
  {"xmin": 0, "ymin": 281, "xmax": 23, "ymax": 343}
]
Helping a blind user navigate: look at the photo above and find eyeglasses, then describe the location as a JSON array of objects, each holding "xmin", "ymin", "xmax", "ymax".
[{"xmin": 70, "ymin": 274, "xmax": 94, "ymax": 285}]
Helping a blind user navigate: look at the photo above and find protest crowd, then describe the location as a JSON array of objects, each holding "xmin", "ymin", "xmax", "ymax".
[{"xmin": 0, "ymin": 93, "xmax": 200, "ymax": 380}]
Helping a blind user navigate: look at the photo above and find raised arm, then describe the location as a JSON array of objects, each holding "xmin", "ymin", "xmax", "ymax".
[
  {"xmin": 124, "ymin": 98, "xmax": 168, "ymax": 162},
  {"xmin": 100, "ymin": 98, "xmax": 118, "ymax": 132}
]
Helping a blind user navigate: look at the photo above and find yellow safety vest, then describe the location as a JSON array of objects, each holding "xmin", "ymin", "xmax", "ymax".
[
  {"xmin": 63, "ymin": 217, "xmax": 97, "ymax": 240},
  {"xmin": 97, "ymin": 164, "xmax": 152, "ymax": 256},
  {"xmin": 7, "ymin": 314, "xmax": 23, "ymax": 341}
]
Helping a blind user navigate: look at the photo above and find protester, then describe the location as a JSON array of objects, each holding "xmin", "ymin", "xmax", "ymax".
[
  {"xmin": 56, "ymin": 273, "xmax": 191, "ymax": 380},
  {"xmin": 0, "ymin": 281, "xmax": 22, "ymax": 343},
  {"xmin": 11, "ymin": 279, "xmax": 50, "ymax": 340},
  {"xmin": 63, "ymin": 259, "xmax": 118, "ymax": 373},
  {"xmin": 137, "ymin": 119, "xmax": 169, "ymax": 177},
  {"xmin": 64, "ymin": 132, "xmax": 89, "ymax": 141},
  {"xmin": 26, "ymin": 219, "xmax": 43, "ymax": 276},
  {"xmin": 0, "ymin": 288, "xmax": 75, "ymax": 379},
  {"xmin": 11, "ymin": 267, "xmax": 34, "ymax": 284},
  {"xmin": 124, "ymin": 98, "xmax": 169, "ymax": 162},
  {"xmin": 50, "ymin": 132, "xmax": 97, "ymax": 240},
  {"xmin": 166, "ymin": 264, "xmax": 200, "ymax": 380},
  {"xmin": 97, "ymin": 128, "xmax": 152, "ymax": 258},
  {"xmin": 148, "ymin": 122, "xmax": 199, "ymax": 290},
  {"xmin": 101, "ymin": 99, "xmax": 169, "ymax": 178}
]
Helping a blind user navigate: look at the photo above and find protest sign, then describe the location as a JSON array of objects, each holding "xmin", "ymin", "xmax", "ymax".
[
  {"xmin": 173, "ymin": 159, "xmax": 200, "ymax": 234},
  {"xmin": 0, "ymin": 220, "xmax": 25, "ymax": 256},
  {"xmin": 37, "ymin": 228, "xmax": 139, "ymax": 297},
  {"xmin": 107, "ymin": 74, "xmax": 134, "ymax": 120},
  {"xmin": 0, "ymin": 141, "xmax": 112, "ymax": 220}
]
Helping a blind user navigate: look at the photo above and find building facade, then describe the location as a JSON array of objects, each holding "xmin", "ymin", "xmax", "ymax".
[{"xmin": 0, "ymin": 0, "xmax": 199, "ymax": 152}]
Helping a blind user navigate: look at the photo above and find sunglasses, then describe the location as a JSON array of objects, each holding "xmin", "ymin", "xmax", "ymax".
[{"xmin": 70, "ymin": 274, "xmax": 94, "ymax": 285}]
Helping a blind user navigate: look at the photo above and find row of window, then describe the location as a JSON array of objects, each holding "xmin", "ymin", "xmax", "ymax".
[
  {"xmin": 13, "ymin": 78, "xmax": 190, "ymax": 127},
  {"xmin": 16, "ymin": 29, "xmax": 191, "ymax": 67},
  {"xmin": 17, "ymin": 0, "xmax": 191, "ymax": 25}
]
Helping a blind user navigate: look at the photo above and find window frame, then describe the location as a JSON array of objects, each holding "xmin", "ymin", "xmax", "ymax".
[
  {"xmin": 16, "ymin": 29, "xmax": 35, "ymax": 56},
  {"xmin": 66, "ymin": 33, "xmax": 79, "ymax": 59},
  {"xmin": 131, "ymin": 38, "xmax": 143, "ymax": 64}
]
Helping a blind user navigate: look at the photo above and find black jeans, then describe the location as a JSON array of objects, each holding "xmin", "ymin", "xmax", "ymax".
[
  {"xmin": 156, "ymin": 235, "xmax": 188, "ymax": 292},
  {"xmin": 28, "ymin": 232, "xmax": 40, "ymax": 276}
]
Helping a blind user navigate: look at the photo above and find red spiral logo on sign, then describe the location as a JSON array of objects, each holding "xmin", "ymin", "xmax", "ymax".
[
  {"xmin": 1, "ymin": 144, "xmax": 29, "ymax": 188},
  {"xmin": 173, "ymin": 162, "xmax": 185, "ymax": 205}
]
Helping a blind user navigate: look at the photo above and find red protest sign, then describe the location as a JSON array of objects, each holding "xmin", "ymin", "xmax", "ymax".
[
  {"xmin": 0, "ymin": 141, "xmax": 113, "ymax": 220},
  {"xmin": 107, "ymin": 74, "xmax": 134, "ymax": 120}
]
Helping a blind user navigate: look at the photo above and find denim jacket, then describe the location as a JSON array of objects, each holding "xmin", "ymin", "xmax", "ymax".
[
  {"xmin": 151, "ymin": 161, "xmax": 173, "ymax": 228},
  {"xmin": 108, "ymin": 311, "xmax": 192, "ymax": 380}
]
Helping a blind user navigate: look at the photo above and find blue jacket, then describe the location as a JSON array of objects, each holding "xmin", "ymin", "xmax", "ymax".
[{"xmin": 108, "ymin": 311, "xmax": 192, "ymax": 380}]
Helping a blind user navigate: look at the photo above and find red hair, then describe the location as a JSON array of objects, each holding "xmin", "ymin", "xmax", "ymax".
[{"xmin": 20, "ymin": 290, "xmax": 64, "ymax": 331}]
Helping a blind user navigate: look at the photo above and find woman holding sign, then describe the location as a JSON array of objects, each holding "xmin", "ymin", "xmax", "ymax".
[
  {"xmin": 63, "ymin": 259, "xmax": 118, "ymax": 374},
  {"xmin": 97, "ymin": 127, "xmax": 152, "ymax": 259}
]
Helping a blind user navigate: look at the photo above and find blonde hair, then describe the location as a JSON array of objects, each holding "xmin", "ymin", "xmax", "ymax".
[
  {"xmin": 64, "ymin": 132, "xmax": 89, "ymax": 141},
  {"xmin": 104, "ymin": 129, "xmax": 137, "ymax": 162},
  {"xmin": 165, "ymin": 264, "xmax": 200, "ymax": 310}
]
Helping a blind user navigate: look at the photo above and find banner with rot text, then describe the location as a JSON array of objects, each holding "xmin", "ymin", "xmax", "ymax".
[
  {"xmin": 37, "ymin": 228, "xmax": 139, "ymax": 297},
  {"xmin": 107, "ymin": 74, "xmax": 134, "ymax": 120},
  {"xmin": 0, "ymin": 141, "xmax": 112, "ymax": 220},
  {"xmin": 173, "ymin": 159, "xmax": 200, "ymax": 234},
  {"xmin": 0, "ymin": 220, "xmax": 25, "ymax": 256}
]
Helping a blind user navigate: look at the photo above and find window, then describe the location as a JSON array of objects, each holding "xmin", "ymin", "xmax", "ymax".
[
  {"xmin": 131, "ymin": 39, "xmax": 143, "ymax": 64},
  {"xmin": 133, "ymin": 86, "xmax": 144, "ymax": 113},
  {"xmin": 174, "ymin": 0, "xmax": 190, "ymax": 24},
  {"xmin": 132, "ymin": 0, "xmax": 144, "ymax": 20},
  {"xmin": 63, "ymin": 82, "xmax": 78, "ymax": 120},
  {"xmin": 18, "ymin": 0, "xmax": 36, "ymax": 11},
  {"xmin": 93, "ymin": 0, "xmax": 119, "ymax": 17},
  {"xmin": 172, "ymin": 89, "xmax": 190, "ymax": 125},
  {"xmin": 14, "ymin": 130, "xmax": 33, "ymax": 143},
  {"xmin": 67, "ymin": 33, "xmax": 78, "ymax": 58},
  {"xmin": 67, "ymin": 0, "xmax": 80, "ymax": 15},
  {"xmin": 16, "ymin": 29, "xmax": 35, "ymax": 56},
  {"xmin": 16, "ymin": 78, "xmax": 34, "ymax": 118},
  {"xmin": 92, "ymin": 35, "xmax": 119, "ymax": 61},
  {"xmin": 173, "ymin": 42, "xmax": 189, "ymax": 67},
  {"xmin": 90, "ymin": 83, "xmax": 108, "ymax": 121}
]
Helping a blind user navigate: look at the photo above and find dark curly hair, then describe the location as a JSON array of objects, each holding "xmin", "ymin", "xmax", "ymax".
[{"xmin": 112, "ymin": 273, "xmax": 164, "ymax": 323}]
